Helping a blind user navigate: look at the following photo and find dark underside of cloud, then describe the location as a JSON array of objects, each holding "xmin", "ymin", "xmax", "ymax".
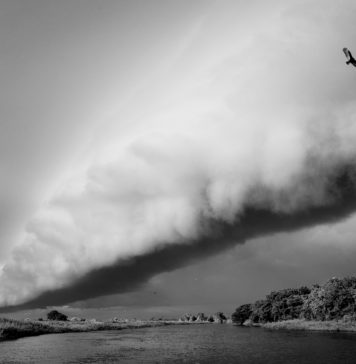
[{"xmin": 1, "ymin": 166, "xmax": 356, "ymax": 312}]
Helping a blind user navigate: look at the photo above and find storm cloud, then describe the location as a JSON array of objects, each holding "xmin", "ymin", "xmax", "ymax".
[
  {"xmin": 1, "ymin": 0, "xmax": 356, "ymax": 309},
  {"xmin": 2, "ymin": 164, "xmax": 356, "ymax": 311}
]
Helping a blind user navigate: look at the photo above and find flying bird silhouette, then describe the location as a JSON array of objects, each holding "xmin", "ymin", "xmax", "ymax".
[{"xmin": 343, "ymin": 47, "xmax": 356, "ymax": 67}]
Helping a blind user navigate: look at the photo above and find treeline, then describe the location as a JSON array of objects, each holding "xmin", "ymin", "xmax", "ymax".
[
  {"xmin": 232, "ymin": 277, "xmax": 356, "ymax": 325},
  {"xmin": 179, "ymin": 312, "xmax": 227, "ymax": 323}
]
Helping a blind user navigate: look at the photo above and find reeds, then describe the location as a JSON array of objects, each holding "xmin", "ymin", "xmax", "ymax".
[
  {"xmin": 0, "ymin": 317, "xmax": 56, "ymax": 340},
  {"xmin": 262, "ymin": 319, "xmax": 356, "ymax": 332}
]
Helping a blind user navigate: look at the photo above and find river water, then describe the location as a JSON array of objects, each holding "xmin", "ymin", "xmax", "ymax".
[{"xmin": 0, "ymin": 324, "xmax": 356, "ymax": 363}]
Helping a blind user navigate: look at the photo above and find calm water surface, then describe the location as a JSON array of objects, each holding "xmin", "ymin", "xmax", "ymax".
[{"xmin": 0, "ymin": 325, "xmax": 356, "ymax": 363}]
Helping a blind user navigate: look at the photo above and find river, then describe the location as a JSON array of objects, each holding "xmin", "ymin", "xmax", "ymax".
[{"xmin": 1, "ymin": 324, "xmax": 356, "ymax": 363}]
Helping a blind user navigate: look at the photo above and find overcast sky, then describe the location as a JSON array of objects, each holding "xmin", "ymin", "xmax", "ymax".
[{"xmin": 1, "ymin": 0, "xmax": 356, "ymax": 314}]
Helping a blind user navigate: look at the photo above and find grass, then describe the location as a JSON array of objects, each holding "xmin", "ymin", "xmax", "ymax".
[
  {"xmin": 0, "ymin": 317, "xmax": 188, "ymax": 342},
  {"xmin": 0, "ymin": 317, "xmax": 55, "ymax": 340},
  {"xmin": 262, "ymin": 319, "xmax": 356, "ymax": 332}
]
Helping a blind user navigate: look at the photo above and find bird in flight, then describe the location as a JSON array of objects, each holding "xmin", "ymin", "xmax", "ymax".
[{"xmin": 343, "ymin": 48, "xmax": 356, "ymax": 67}]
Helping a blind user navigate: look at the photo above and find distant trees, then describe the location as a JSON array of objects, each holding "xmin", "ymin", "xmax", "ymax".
[
  {"xmin": 196, "ymin": 313, "xmax": 208, "ymax": 322},
  {"xmin": 47, "ymin": 310, "xmax": 68, "ymax": 321},
  {"xmin": 179, "ymin": 312, "xmax": 227, "ymax": 323},
  {"xmin": 232, "ymin": 277, "xmax": 356, "ymax": 325},
  {"xmin": 212, "ymin": 312, "xmax": 227, "ymax": 323}
]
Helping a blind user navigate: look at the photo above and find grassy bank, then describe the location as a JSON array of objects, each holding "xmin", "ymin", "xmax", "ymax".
[
  {"xmin": 262, "ymin": 319, "xmax": 356, "ymax": 332},
  {"xmin": 0, "ymin": 317, "xmax": 186, "ymax": 342}
]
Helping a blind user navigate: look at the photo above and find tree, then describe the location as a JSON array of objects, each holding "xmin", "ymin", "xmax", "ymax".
[
  {"xmin": 47, "ymin": 310, "xmax": 68, "ymax": 321},
  {"xmin": 232, "ymin": 304, "xmax": 252, "ymax": 325}
]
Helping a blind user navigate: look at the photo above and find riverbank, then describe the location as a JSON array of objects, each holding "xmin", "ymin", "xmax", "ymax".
[
  {"xmin": 0, "ymin": 317, "xmax": 188, "ymax": 342},
  {"xmin": 4, "ymin": 316, "xmax": 356, "ymax": 342},
  {"xmin": 261, "ymin": 319, "xmax": 356, "ymax": 332}
]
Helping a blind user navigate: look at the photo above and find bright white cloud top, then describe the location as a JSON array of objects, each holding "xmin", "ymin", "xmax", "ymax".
[{"xmin": 1, "ymin": 0, "xmax": 356, "ymax": 307}]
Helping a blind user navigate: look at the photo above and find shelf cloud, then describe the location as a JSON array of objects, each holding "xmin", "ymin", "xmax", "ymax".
[{"xmin": 1, "ymin": 0, "xmax": 356, "ymax": 309}]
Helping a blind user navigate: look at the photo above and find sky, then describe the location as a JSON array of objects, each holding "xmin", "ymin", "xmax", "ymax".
[{"xmin": 1, "ymin": 0, "xmax": 356, "ymax": 316}]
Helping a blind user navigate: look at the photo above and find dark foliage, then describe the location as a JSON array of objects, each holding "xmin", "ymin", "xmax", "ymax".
[
  {"xmin": 231, "ymin": 277, "xmax": 356, "ymax": 324},
  {"xmin": 47, "ymin": 310, "xmax": 68, "ymax": 321},
  {"xmin": 301, "ymin": 277, "xmax": 356, "ymax": 320},
  {"xmin": 232, "ymin": 304, "xmax": 252, "ymax": 325}
]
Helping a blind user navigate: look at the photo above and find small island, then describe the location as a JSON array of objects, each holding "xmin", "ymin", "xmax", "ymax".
[{"xmin": 232, "ymin": 276, "xmax": 356, "ymax": 332}]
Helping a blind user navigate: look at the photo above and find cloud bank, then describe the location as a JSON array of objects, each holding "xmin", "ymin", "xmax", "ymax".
[{"xmin": 1, "ymin": 0, "xmax": 356, "ymax": 308}]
